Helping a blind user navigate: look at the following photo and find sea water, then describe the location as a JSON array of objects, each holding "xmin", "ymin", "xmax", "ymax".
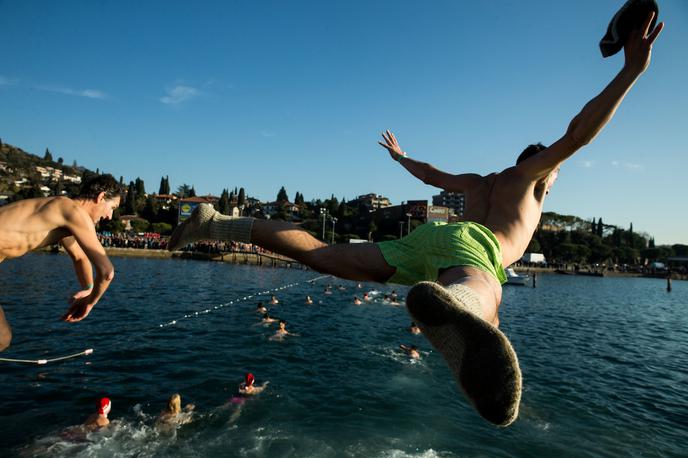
[{"xmin": 0, "ymin": 253, "xmax": 686, "ymax": 457}]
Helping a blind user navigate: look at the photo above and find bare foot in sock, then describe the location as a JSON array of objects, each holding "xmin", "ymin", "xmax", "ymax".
[
  {"xmin": 406, "ymin": 281, "xmax": 521, "ymax": 427},
  {"xmin": 167, "ymin": 203, "xmax": 216, "ymax": 251}
]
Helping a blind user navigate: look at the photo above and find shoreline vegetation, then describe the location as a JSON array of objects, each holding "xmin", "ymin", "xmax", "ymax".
[{"xmin": 38, "ymin": 246, "xmax": 686, "ymax": 281}]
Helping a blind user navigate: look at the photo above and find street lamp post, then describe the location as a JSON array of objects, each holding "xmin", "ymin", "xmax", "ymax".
[
  {"xmin": 406, "ymin": 213, "xmax": 412, "ymax": 236},
  {"xmin": 331, "ymin": 217, "xmax": 337, "ymax": 244},
  {"xmin": 399, "ymin": 221, "xmax": 404, "ymax": 239},
  {"xmin": 320, "ymin": 208, "xmax": 327, "ymax": 240}
]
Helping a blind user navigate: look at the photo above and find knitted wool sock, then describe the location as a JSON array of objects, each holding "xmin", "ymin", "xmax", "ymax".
[
  {"xmin": 406, "ymin": 281, "xmax": 522, "ymax": 427},
  {"xmin": 167, "ymin": 203, "xmax": 254, "ymax": 251}
]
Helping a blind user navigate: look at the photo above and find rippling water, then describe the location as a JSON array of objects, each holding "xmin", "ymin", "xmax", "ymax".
[{"xmin": 0, "ymin": 253, "xmax": 686, "ymax": 457}]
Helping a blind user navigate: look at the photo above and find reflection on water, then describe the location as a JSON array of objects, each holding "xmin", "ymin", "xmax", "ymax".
[{"xmin": 1, "ymin": 253, "xmax": 686, "ymax": 457}]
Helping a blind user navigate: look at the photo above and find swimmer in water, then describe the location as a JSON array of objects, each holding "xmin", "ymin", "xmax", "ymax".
[
  {"xmin": 270, "ymin": 295, "xmax": 279, "ymax": 305},
  {"xmin": 324, "ymin": 287, "xmax": 332, "ymax": 295},
  {"xmin": 157, "ymin": 393, "xmax": 195, "ymax": 426},
  {"xmin": 353, "ymin": 296, "xmax": 362, "ymax": 305},
  {"xmin": 238, "ymin": 372, "xmax": 269, "ymax": 396},
  {"xmin": 305, "ymin": 296, "xmax": 313, "ymax": 305},
  {"xmin": 271, "ymin": 320, "xmax": 298, "ymax": 339},
  {"xmin": 0, "ymin": 174, "xmax": 122, "ymax": 351},
  {"xmin": 363, "ymin": 293, "xmax": 370, "ymax": 302},
  {"xmin": 256, "ymin": 302, "xmax": 267, "ymax": 314},
  {"xmin": 400, "ymin": 344, "xmax": 421, "ymax": 360},
  {"xmin": 409, "ymin": 322, "xmax": 422, "ymax": 335},
  {"xmin": 83, "ymin": 397, "xmax": 111, "ymax": 430},
  {"xmin": 262, "ymin": 313, "xmax": 278, "ymax": 324}
]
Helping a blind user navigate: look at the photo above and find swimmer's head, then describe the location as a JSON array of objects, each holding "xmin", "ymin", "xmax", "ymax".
[
  {"xmin": 98, "ymin": 397, "xmax": 111, "ymax": 416},
  {"xmin": 167, "ymin": 393, "xmax": 182, "ymax": 414},
  {"xmin": 245, "ymin": 373, "xmax": 255, "ymax": 387},
  {"xmin": 263, "ymin": 313, "xmax": 269, "ymax": 319}
]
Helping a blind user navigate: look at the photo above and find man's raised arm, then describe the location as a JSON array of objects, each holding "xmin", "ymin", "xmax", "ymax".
[
  {"xmin": 378, "ymin": 130, "xmax": 480, "ymax": 192},
  {"xmin": 518, "ymin": 13, "xmax": 664, "ymax": 178}
]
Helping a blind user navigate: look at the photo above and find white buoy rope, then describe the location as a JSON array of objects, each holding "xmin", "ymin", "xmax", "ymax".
[
  {"xmin": 0, "ymin": 275, "xmax": 332, "ymax": 366},
  {"xmin": 0, "ymin": 348, "xmax": 94, "ymax": 365},
  {"xmin": 155, "ymin": 274, "xmax": 331, "ymax": 329}
]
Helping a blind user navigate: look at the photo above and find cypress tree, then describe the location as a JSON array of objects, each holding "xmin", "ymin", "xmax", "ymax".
[
  {"xmin": 44, "ymin": 148, "xmax": 53, "ymax": 162},
  {"xmin": 237, "ymin": 187, "xmax": 246, "ymax": 207},
  {"xmin": 189, "ymin": 186, "xmax": 196, "ymax": 197},
  {"xmin": 597, "ymin": 217, "xmax": 604, "ymax": 237},
  {"xmin": 135, "ymin": 177, "xmax": 146, "ymax": 196},
  {"xmin": 218, "ymin": 189, "xmax": 230, "ymax": 214},
  {"xmin": 124, "ymin": 182, "xmax": 137, "ymax": 215}
]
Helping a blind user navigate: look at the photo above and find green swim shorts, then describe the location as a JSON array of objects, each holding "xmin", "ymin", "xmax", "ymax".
[{"xmin": 377, "ymin": 221, "xmax": 507, "ymax": 285}]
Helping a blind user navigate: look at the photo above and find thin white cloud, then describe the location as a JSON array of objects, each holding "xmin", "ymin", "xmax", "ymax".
[
  {"xmin": 260, "ymin": 130, "xmax": 275, "ymax": 138},
  {"xmin": 35, "ymin": 85, "xmax": 107, "ymax": 99},
  {"xmin": 611, "ymin": 160, "xmax": 642, "ymax": 170},
  {"xmin": 0, "ymin": 75, "xmax": 18, "ymax": 86},
  {"xmin": 581, "ymin": 160, "xmax": 594, "ymax": 168},
  {"xmin": 160, "ymin": 85, "xmax": 200, "ymax": 105}
]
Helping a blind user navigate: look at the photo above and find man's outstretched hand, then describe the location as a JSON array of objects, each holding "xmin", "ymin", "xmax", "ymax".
[
  {"xmin": 624, "ymin": 12, "xmax": 664, "ymax": 75},
  {"xmin": 62, "ymin": 294, "xmax": 96, "ymax": 322},
  {"xmin": 378, "ymin": 130, "xmax": 406, "ymax": 161}
]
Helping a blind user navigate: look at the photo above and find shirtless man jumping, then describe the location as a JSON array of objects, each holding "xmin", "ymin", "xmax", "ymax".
[
  {"xmin": 168, "ymin": 14, "xmax": 662, "ymax": 426},
  {"xmin": 0, "ymin": 174, "xmax": 121, "ymax": 351}
]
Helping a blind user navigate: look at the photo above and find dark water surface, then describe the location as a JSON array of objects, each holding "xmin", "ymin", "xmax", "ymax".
[{"xmin": 1, "ymin": 253, "xmax": 686, "ymax": 457}]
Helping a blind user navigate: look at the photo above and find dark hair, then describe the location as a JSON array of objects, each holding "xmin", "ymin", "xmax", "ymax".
[
  {"xmin": 77, "ymin": 174, "xmax": 122, "ymax": 200},
  {"xmin": 516, "ymin": 143, "xmax": 547, "ymax": 165}
]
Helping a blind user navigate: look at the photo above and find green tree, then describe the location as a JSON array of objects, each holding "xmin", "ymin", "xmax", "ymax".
[
  {"xmin": 597, "ymin": 217, "xmax": 604, "ymax": 237},
  {"xmin": 159, "ymin": 176, "xmax": 170, "ymax": 195},
  {"xmin": 130, "ymin": 219, "xmax": 149, "ymax": 233},
  {"xmin": 135, "ymin": 177, "xmax": 146, "ymax": 196},
  {"xmin": 141, "ymin": 196, "xmax": 159, "ymax": 221},
  {"xmin": 44, "ymin": 148, "xmax": 53, "ymax": 162},
  {"xmin": 237, "ymin": 187, "xmax": 246, "ymax": 207},
  {"xmin": 218, "ymin": 189, "xmax": 230, "ymax": 214},
  {"xmin": 177, "ymin": 184, "xmax": 191, "ymax": 198},
  {"xmin": 124, "ymin": 182, "xmax": 137, "ymax": 215},
  {"xmin": 189, "ymin": 186, "xmax": 196, "ymax": 197},
  {"xmin": 150, "ymin": 222, "xmax": 173, "ymax": 235},
  {"xmin": 277, "ymin": 186, "xmax": 289, "ymax": 202}
]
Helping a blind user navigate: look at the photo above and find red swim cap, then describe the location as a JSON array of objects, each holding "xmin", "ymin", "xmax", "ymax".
[
  {"xmin": 98, "ymin": 397, "xmax": 111, "ymax": 415},
  {"xmin": 245, "ymin": 373, "xmax": 255, "ymax": 387}
]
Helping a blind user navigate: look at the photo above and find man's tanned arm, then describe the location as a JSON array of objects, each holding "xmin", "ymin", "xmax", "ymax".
[
  {"xmin": 518, "ymin": 13, "xmax": 664, "ymax": 179},
  {"xmin": 378, "ymin": 130, "xmax": 480, "ymax": 192},
  {"xmin": 61, "ymin": 207, "xmax": 115, "ymax": 322}
]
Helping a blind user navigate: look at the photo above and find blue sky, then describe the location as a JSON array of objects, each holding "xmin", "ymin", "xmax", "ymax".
[{"xmin": 1, "ymin": 0, "xmax": 686, "ymax": 245}]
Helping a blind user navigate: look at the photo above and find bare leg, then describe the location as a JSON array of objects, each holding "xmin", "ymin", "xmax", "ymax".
[
  {"xmin": 251, "ymin": 219, "xmax": 395, "ymax": 282},
  {"xmin": 437, "ymin": 266, "xmax": 502, "ymax": 326},
  {"xmin": 0, "ymin": 305, "xmax": 12, "ymax": 352},
  {"xmin": 167, "ymin": 204, "xmax": 396, "ymax": 283},
  {"xmin": 405, "ymin": 267, "xmax": 521, "ymax": 427}
]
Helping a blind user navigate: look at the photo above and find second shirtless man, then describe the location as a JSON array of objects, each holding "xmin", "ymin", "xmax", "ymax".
[{"xmin": 0, "ymin": 174, "xmax": 121, "ymax": 352}]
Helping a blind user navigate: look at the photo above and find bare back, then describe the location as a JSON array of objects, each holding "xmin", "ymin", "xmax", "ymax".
[
  {"xmin": 459, "ymin": 167, "xmax": 547, "ymax": 267},
  {"xmin": 0, "ymin": 197, "xmax": 88, "ymax": 260}
]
